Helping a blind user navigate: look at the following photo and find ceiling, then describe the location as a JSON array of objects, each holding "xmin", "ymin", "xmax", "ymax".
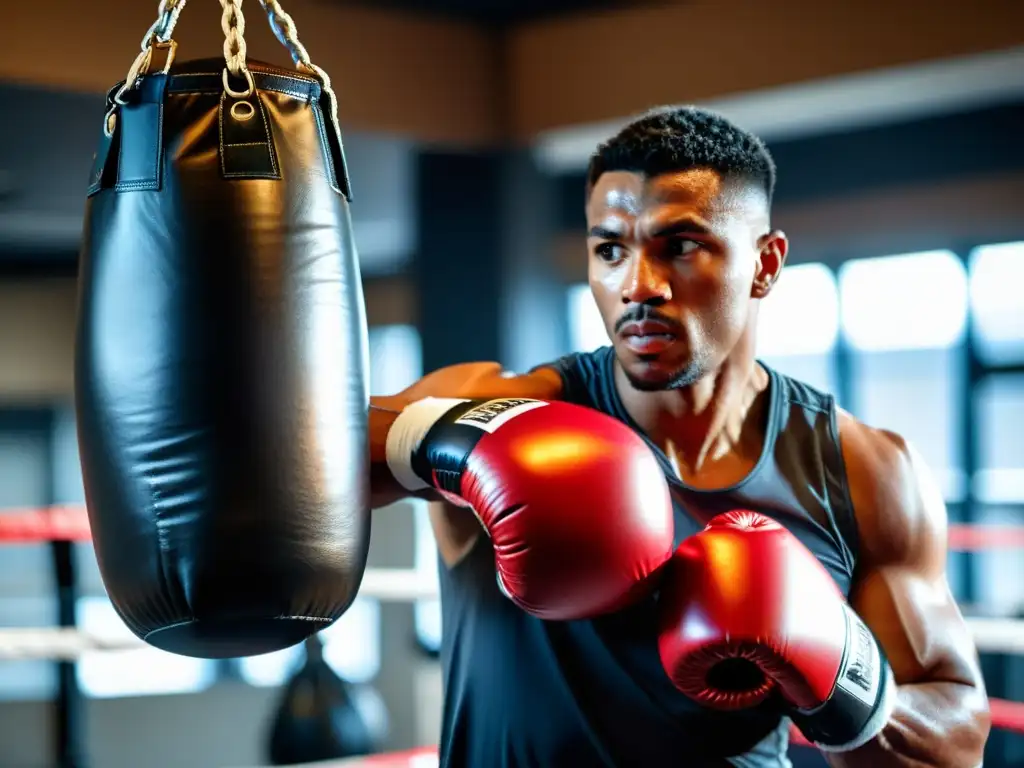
[{"xmin": 330, "ymin": 0, "xmax": 633, "ymax": 26}]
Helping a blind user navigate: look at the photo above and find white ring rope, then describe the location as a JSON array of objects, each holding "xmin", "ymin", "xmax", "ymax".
[
  {"xmin": 0, "ymin": 569, "xmax": 437, "ymax": 661},
  {"xmin": 0, "ymin": 585, "xmax": 1020, "ymax": 660},
  {"xmin": 2, "ymin": 508, "xmax": 1022, "ymax": 658}
]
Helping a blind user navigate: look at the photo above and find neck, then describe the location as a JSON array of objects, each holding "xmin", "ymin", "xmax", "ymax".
[{"xmin": 614, "ymin": 349, "xmax": 769, "ymax": 477}]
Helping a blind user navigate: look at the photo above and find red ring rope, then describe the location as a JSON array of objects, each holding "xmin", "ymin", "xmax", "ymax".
[
  {"xmin": 789, "ymin": 695, "xmax": 1024, "ymax": 743},
  {"xmin": 2, "ymin": 504, "xmax": 1022, "ymax": 744},
  {"xmin": 321, "ymin": 700, "xmax": 1024, "ymax": 764}
]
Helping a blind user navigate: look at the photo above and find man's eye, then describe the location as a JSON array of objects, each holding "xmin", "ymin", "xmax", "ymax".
[
  {"xmin": 595, "ymin": 243, "xmax": 624, "ymax": 261},
  {"xmin": 667, "ymin": 238, "xmax": 700, "ymax": 257}
]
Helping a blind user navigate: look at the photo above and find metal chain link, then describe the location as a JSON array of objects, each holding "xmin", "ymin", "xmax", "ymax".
[
  {"xmin": 117, "ymin": 0, "xmax": 188, "ymax": 100},
  {"xmin": 105, "ymin": 0, "xmax": 342, "ymax": 136},
  {"xmin": 142, "ymin": 0, "xmax": 187, "ymax": 47},
  {"xmin": 105, "ymin": 0, "xmax": 186, "ymax": 134},
  {"xmin": 258, "ymin": 0, "xmax": 312, "ymax": 69},
  {"xmin": 257, "ymin": 0, "xmax": 343, "ymax": 134},
  {"xmin": 219, "ymin": 0, "xmax": 256, "ymax": 98},
  {"xmin": 220, "ymin": 0, "xmax": 248, "ymax": 79}
]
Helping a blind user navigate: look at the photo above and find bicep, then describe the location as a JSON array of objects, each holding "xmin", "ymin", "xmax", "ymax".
[
  {"xmin": 843, "ymin": 424, "xmax": 981, "ymax": 689},
  {"xmin": 851, "ymin": 564, "xmax": 977, "ymax": 688}
]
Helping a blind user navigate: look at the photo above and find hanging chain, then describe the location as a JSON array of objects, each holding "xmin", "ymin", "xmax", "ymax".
[
  {"xmin": 257, "ymin": 0, "xmax": 343, "ymax": 137},
  {"xmin": 143, "ymin": 0, "xmax": 187, "ymax": 46},
  {"xmin": 105, "ymin": 0, "xmax": 343, "ymax": 136},
  {"xmin": 259, "ymin": 0, "xmax": 314, "ymax": 70},
  {"xmin": 105, "ymin": 0, "xmax": 185, "ymax": 134},
  {"xmin": 219, "ymin": 0, "xmax": 255, "ymax": 97}
]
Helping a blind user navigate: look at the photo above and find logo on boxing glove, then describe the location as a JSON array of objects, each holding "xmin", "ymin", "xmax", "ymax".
[
  {"xmin": 453, "ymin": 399, "xmax": 549, "ymax": 433},
  {"xmin": 833, "ymin": 604, "xmax": 883, "ymax": 708}
]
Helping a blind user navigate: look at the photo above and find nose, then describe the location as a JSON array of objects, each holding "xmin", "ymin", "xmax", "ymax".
[{"xmin": 622, "ymin": 253, "xmax": 672, "ymax": 305}]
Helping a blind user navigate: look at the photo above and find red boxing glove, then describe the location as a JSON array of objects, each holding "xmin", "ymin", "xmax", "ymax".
[
  {"xmin": 657, "ymin": 511, "xmax": 896, "ymax": 752},
  {"xmin": 387, "ymin": 397, "xmax": 675, "ymax": 620}
]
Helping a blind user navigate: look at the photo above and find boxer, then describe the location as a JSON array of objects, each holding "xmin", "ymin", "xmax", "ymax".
[{"xmin": 370, "ymin": 107, "xmax": 989, "ymax": 767}]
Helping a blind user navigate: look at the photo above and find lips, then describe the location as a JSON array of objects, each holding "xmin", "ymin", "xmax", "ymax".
[{"xmin": 619, "ymin": 320, "xmax": 677, "ymax": 355}]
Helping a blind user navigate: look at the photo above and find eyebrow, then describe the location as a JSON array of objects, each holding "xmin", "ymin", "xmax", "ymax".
[
  {"xmin": 587, "ymin": 225, "xmax": 624, "ymax": 240},
  {"xmin": 650, "ymin": 219, "xmax": 713, "ymax": 238},
  {"xmin": 587, "ymin": 218, "xmax": 713, "ymax": 241}
]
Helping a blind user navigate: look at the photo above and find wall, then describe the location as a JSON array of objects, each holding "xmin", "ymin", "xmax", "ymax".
[
  {"xmin": 2, "ymin": 98, "xmax": 1023, "ymax": 767},
  {"xmin": 2, "ymin": 167, "xmax": 1021, "ymax": 765},
  {"xmin": 5, "ymin": 0, "xmax": 1022, "ymax": 142},
  {"xmin": 550, "ymin": 169, "xmax": 1024, "ymax": 284},
  {"xmin": 2, "ymin": 1, "xmax": 501, "ymax": 145},
  {"xmin": 3, "ymin": 167, "xmax": 1024, "ymax": 397},
  {"xmin": 0, "ymin": 83, "xmax": 418, "ymax": 273}
]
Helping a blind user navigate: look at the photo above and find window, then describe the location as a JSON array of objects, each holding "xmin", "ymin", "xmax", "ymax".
[
  {"xmin": 238, "ymin": 643, "xmax": 305, "ymax": 688},
  {"xmin": 369, "ymin": 324, "xmax": 423, "ymax": 395},
  {"xmin": 567, "ymin": 284, "xmax": 608, "ymax": 353},
  {"xmin": 839, "ymin": 251, "xmax": 968, "ymax": 501},
  {"xmin": 966, "ymin": 242, "xmax": 1024, "ymax": 612},
  {"xmin": 970, "ymin": 503, "xmax": 1024, "ymax": 615},
  {"xmin": 975, "ymin": 374, "xmax": 1024, "ymax": 504},
  {"xmin": 969, "ymin": 241, "xmax": 1024, "ymax": 365},
  {"xmin": 971, "ymin": 372, "xmax": 1024, "ymax": 612},
  {"xmin": 0, "ymin": 596, "xmax": 56, "ymax": 701},
  {"xmin": 76, "ymin": 596, "xmax": 218, "ymax": 698},
  {"xmin": 366, "ymin": 325, "xmax": 439, "ymax": 651},
  {"xmin": 839, "ymin": 250, "xmax": 968, "ymax": 352},
  {"xmin": 237, "ymin": 598, "xmax": 382, "ymax": 686},
  {"xmin": 321, "ymin": 599, "xmax": 382, "ymax": 682},
  {"xmin": 756, "ymin": 263, "xmax": 840, "ymax": 394},
  {"xmin": 568, "ymin": 266, "xmax": 842, "ymax": 392},
  {"xmin": 52, "ymin": 408, "xmax": 110, "ymax": 612},
  {"xmin": 364, "ymin": 327, "xmax": 442, "ymax": 654},
  {"xmin": 0, "ymin": 414, "xmax": 57, "ymax": 702},
  {"xmin": 414, "ymin": 500, "xmax": 442, "ymax": 653},
  {"xmin": 36, "ymin": 407, "xmax": 217, "ymax": 699}
]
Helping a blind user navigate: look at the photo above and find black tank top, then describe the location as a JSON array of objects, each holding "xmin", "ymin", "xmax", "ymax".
[{"xmin": 436, "ymin": 347, "xmax": 859, "ymax": 768}]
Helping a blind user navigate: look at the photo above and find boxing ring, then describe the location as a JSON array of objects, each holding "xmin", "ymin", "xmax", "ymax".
[{"xmin": 2, "ymin": 504, "xmax": 1023, "ymax": 766}]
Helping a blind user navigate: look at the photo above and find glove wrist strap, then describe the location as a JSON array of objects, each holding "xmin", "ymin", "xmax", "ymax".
[
  {"xmin": 385, "ymin": 398, "xmax": 468, "ymax": 491},
  {"xmin": 790, "ymin": 605, "xmax": 897, "ymax": 752}
]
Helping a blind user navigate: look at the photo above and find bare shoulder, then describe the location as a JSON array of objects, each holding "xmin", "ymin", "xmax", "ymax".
[{"xmin": 835, "ymin": 409, "xmax": 947, "ymax": 574}]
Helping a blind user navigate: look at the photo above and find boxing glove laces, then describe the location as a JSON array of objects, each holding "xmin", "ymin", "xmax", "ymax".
[
  {"xmin": 658, "ymin": 511, "xmax": 896, "ymax": 752},
  {"xmin": 386, "ymin": 397, "xmax": 675, "ymax": 620}
]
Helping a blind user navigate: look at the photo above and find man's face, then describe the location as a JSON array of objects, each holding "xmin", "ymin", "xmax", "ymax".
[{"xmin": 585, "ymin": 169, "xmax": 785, "ymax": 391}]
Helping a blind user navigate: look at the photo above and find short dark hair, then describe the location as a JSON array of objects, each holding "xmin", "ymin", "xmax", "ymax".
[{"xmin": 585, "ymin": 106, "xmax": 777, "ymax": 206}]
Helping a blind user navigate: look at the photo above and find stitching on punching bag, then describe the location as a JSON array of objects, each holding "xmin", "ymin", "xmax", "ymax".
[
  {"xmin": 308, "ymin": 100, "xmax": 342, "ymax": 197},
  {"xmin": 114, "ymin": 75, "xmax": 168, "ymax": 192},
  {"xmin": 219, "ymin": 88, "xmax": 281, "ymax": 180}
]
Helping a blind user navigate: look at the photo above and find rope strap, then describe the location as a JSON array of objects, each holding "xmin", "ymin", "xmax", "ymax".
[{"xmin": 104, "ymin": 0, "xmax": 342, "ymax": 141}]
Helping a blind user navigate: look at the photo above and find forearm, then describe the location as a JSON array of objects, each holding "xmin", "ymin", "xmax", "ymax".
[
  {"xmin": 369, "ymin": 396, "xmax": 433, "ymax": 509},
  {"xmin": 826, "ymin": 681, "xmax": 989, "ymax": 768},
  {"xmin": 370, "ymin": 396, "xmax": 405, "ymax": 465},
  {"xmin": 365, "ymin": 363, "xmax": 565, "ymax": 508}
]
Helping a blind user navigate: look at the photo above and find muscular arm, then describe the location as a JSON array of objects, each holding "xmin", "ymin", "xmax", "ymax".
[{"xmin": 829, "ymin": 414, "xmax": 990, "ymax": 767}]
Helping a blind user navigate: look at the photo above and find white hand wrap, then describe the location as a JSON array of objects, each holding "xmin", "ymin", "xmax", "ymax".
[{"xmin": 384, "ymin": 398, "xmax": 468, "ymax": 492}]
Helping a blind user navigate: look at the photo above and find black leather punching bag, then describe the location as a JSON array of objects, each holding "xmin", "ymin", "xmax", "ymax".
[
  {"xmin": 75, "ymin": 0, "xmax": 370, "ymax": 658},
  {"xmin": 267, "ymin": 634, "xmax": 384, "ymax": 765}
]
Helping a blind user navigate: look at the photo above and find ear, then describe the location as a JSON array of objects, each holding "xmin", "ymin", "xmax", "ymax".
[{"xmin": 751, "ymin": 230, "xmax": 789, "ymax": 299}]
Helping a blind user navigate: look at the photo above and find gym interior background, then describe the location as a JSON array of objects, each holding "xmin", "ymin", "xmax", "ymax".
[{"xmin": 1, "ymin": 0, "xmax": 1023, "ymax": 766}]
